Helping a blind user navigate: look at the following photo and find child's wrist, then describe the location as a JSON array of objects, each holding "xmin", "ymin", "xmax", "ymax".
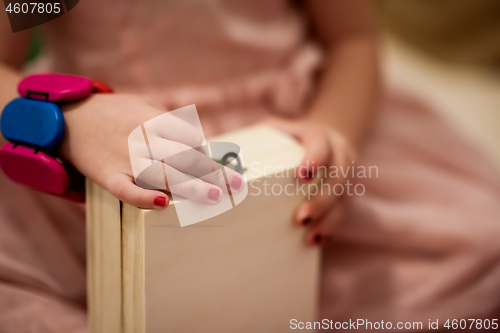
[
  {"xmin": 0, "ymin": 67, "xmax": 24, "ymax": 145},
  {"xmin": 0, "ymin": 73, "xmax": 113, "ymax": 202}
]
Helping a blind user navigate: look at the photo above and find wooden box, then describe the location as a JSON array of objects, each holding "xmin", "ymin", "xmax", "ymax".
[{"xmin": 86, "ymin": 124, "xmax": 319, "ymax": 333}]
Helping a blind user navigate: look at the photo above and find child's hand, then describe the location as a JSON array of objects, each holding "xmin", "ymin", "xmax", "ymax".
[
  {"xmin": 266, "ymin": 117, "xmax": 357, "ymax": 247},
  {"xmin": 58, "ymin": 94, "xmax": 243, "ymax": 209}
]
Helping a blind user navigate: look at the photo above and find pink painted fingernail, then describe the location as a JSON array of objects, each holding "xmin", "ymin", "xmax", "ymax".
[
  {"xmin": 231, "ymin": 176, "xmax": 242, "ymax": 190},
  {"xmin": 313, "ymin": 234, "xmax": 330, "ymax": 246},
  {"xmin": 154, "ymin": 197, "xmax": 166, "ymax": 207},
  {"xmin": 208, "ymin": 188, "xmax": 220, "ymax": 202},
  {"xmin": 313, "ymin": 234, "xmax": 322, "ymax": 245},
  {"xmin": 299, "ymin": 168, "xmax": 313, "ymax": 181}
]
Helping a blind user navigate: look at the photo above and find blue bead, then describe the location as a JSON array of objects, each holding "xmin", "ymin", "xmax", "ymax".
[{"xmin": 0, "ymin": 98, "xmax": 65, "ymax": 150}]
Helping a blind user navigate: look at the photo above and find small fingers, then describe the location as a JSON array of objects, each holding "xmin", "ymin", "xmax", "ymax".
[
  {"xmin": 294, "ymin": 176, "xmax": 345, "ymax": 225},
  {"xmin": 133, "ymin": 158, "xmax": 225, "ymax": 205},
  {"xmin": 135, "ymin": 137, "xmax": 245, "ymax": 194},
  {"xmin": 106, "ymin": 173, "xmax": 169, "ymax": 210},
  {"xmin": 297, "ymin": 133, "xmax": 331, "ymax": 181},
  {"xmin": 266, "ymin": 119, "xmax": 331, "ymax": 181},
  {"xmin": 294, "ymin": 136, "xmax": 353, "ymax": 224},
  {"xmin": 148, "ymin": 137, "xmax": 212, "ymax": 176},
  {"xmin": 143, "ymin": 111, "xmax": 204, "ymax": 148},
  {"xmin": 304, "ymin": 199, "xmax": 346, "ymax": 247}
]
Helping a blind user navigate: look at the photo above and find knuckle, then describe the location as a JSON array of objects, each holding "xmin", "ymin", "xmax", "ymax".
[
  {"xmin": 178, "ymin": 122, "xmax": 203, "ymax": 148},
  {"xmin": 193, "ymin": 181, "xmax": 208, "ymax": 197},
  {"xmin": 137, "ymin": 191, "xmax": 151, "ymax": 206},
  {"xmin": 153, "ymin": 163, "xmax": 168, "ymax": 184},
  {"xmin": 186, "ymin": 130, "xmax": 203, "ymax": 148},
  {"xmin": 108, "ymin": 177, "xmax": 127, "ymax": 198},
  {"xmin": 184, "ymin": 150, "xmax": 202, "ymax": 168},
  {"xmin": 193, "ymin": 132, "xmax": 204, "ymax": 147}
]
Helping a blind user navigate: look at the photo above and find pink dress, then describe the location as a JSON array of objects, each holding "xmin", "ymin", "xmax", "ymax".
[{"xmin": 1, "ymin": 0, "xmax": 499, "ymax": 331}]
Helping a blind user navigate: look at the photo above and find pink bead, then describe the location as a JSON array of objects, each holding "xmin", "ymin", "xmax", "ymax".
[
  {"xmin": 18, "ymin": 73, "xmax": 94, "ymax": 102},
  {"xmin": 0, "ymin": 143, "xmax": 69, "ymax": 195}
]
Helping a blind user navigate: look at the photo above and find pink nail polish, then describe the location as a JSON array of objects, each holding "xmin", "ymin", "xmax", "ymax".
[
  {"xmin": 313, "ymin": 234, "xmax": 330, "ymax": 246},
  {"xmin": 299, "ymin": 168, "xmax": 313, "ymax": 181},
  {"xmin": 208, "ymin": 188, "xmax": 220, "ymax": 201},
  {"xmin": 313, "ymin": 234, "xmax": 322, "ymax": 244},
  {"xmin": 154, "ymin": 197, "xmax": 166, "ymax": 207},
  {"xmin": 231, "ymin": 177, "xmax": 242, "ymax": 190}
]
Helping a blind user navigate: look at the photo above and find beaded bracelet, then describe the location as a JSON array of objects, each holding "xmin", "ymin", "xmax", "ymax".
[{"xmin": 0, "ymin": 73, "xmax": 113, "ymax": 202}]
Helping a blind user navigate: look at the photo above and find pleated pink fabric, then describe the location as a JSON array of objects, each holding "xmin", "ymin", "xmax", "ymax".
[{"xmin": 321, "ymin": 94, "xmax": 500, "ymax": 331}]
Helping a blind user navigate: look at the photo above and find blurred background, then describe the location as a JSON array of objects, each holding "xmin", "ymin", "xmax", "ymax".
[
  {"xmin": 18, "ymin": 0, "xmax": 500, "ymax": 172},
  {"xmin": 374, "ymin": 0, "xmax": 500, "ymax": 170}
]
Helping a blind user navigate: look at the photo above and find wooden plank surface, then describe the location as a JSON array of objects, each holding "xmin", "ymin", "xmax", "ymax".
[
  {"xmin": 121, "ymin": 125, "xmax": 320, "ymax": 333},
  {"xmin": 122, "ymin": 203, "xmax": 147, "ymax": 333},
  {"xmin": 86, "ymin": 179, "xmax": 122, "ymax": 333},
  {"xmin": 143, "ymin": 175, "xmax": 319, "ymax": 333}
]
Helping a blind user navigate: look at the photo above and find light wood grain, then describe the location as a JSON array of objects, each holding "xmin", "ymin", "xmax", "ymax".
[
  {"xmin": 122, "ymin": 203, "xmax": 147, "ymax": 333},
  {"xmin": 143, "ymin": 176, "xmax": 319, "ymax": 333},
  {"xmin": 86, "ymin": 179, "xmax": 122, "ymax": 333},
  {"xmin": 121, "ymin": 124, "xmax": 319, "ymax": 333},
  {"xmin": 91, "ymin": 124, "xmax": 319, "ymax": 333}
]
